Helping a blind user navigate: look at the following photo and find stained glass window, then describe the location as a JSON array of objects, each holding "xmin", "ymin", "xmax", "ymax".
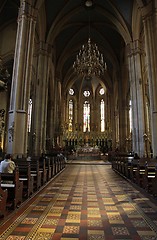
[
  {"xmin": 99, "ymin": 88, "xmax": 104, "ymax": 95},
  {"xmin": 83, "ymin": 90, "xmax": 90, "ymax": 97},
  {"xmin": 27, "ymin": 99, "xmax": 32, "ymax": 132},
  {"xmin": 69, "ymin": 88, "xmax": 74, "ymax": 95},
  {"xmin": 100, "ymin": 99, "xmax": 105, "ymax": 132},
  {"xmin": 83, "ymin": 101, "xmax": 90, "ymax": 132},
  {"xmin": 129, "ymin": 100, "xmax": 132, "ymax": 133},
  {"xmin": 69, "ymin": 100, "xmax": 73, "ymax": 131}
]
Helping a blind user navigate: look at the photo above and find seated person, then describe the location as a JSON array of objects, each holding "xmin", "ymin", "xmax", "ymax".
[{"xmin": 0, "ymin": 153, "xmax": 15, "ymax": 173}]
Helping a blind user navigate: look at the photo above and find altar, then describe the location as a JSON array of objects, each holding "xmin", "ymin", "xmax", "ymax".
[{"xmin": 75, "ymin": 144, "xmax": 101, "ymax": 160}]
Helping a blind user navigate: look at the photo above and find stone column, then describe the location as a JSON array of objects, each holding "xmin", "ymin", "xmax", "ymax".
[
  {"xmin": 127, "ymin": 40, "xmax": 146, "ymax": 156},
  {"xmin": 77, "ymin": 97, "xmax": 83, "ymax": 132},
  {"xmin": 110, "ymin": 93, "xmax": 116, "ymax": 150},
  {"xmin": 125, "ymin": 104, "xmax": 132, "ymax": 152},
  {"xmin": 119, "ymin": 98, "xmax": 127, "ymax": 151},
  {"xmin": 7, "ymin": 1, "xmax": 37, "ymax": 156},
  {"xmin": 91, "ymin": 99, "xmax": 96, "ymax": 133},
  {"xmin": 53, "ymin": 76, "xmax": 62, "ymax": 146},
  {"xmin": 118, "ymin": 62, "xmax": 130, "ymax": 152},
  {"xmin": 48, "ymin": 103, "xmax": 55, "ymax": 147},
  {"xmin": 32, "ymin": 42, "xmax": 51, "ymax": 155},
  {"xmin": 142, "ymin": 3, "xmax": 157, "ymax": 157}
]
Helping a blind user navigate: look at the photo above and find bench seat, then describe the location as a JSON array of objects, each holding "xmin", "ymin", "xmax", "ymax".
[{"xmin": 1, "ymin": 167, "xmax": 23, "ymax": 209}]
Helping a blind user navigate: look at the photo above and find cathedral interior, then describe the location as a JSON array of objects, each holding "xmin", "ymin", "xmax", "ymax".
[
  {"xmin": 0, "ymin": 0, "xmax": 157, "ymax": 158},
  {"xmin": 1, "ymin": 1, "xmax": 157, "ymax": 239}
]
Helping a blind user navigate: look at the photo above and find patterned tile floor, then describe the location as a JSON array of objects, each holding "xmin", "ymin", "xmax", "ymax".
[{"xmin": 0, "ymin": 164, "xmax": 157, "ymax": 239}]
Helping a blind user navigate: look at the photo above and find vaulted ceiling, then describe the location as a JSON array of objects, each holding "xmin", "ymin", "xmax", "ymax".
[
  {"xmin": 43, "ymin": 0, "xmax": 133, "ymax": 92},
  {"xmin": 0, "ymin": 0, "xmax": 141, "ymax": 94}
]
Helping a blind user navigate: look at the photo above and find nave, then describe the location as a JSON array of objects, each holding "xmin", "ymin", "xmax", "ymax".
[{"xmin": 0, "ymin": 163, "xmax": 157, "ymax": 240}]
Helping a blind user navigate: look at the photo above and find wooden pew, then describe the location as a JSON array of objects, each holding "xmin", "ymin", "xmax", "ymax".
[
  {"xmin": 47, "ymin": 155, "xmax": 65, "ymax": 177},
  {"xmin": 124, "ymin": 156, "xmax": 134, "ymax": 178},
  {"xmin": 14, "ymin": 159, "xmax": 34, "ymax": 198},
  {"xmin": 55, "ymin": 156, "xmax": 60, "ymax": 174},
  {"xmin": 31, "ymin": 157, "xmax": 47, "ymax": 186},
  {"xmin": 58, "ymin": 156, "xmax": 62, "ymax": 172},
  {"xmin": 143, "ymin": 159, "xmax": 156, "ymax": 192},
  {"xmin": 135, "ymin": 159, "xmax": 146, "ymax": 187},
  {"xmin": 152, "ymin": 168, "xmax": 157, "ymax": 197},
  {"xmin": 119, "ymin": 154, "xmax": 134, "ymax": 177},
  {"xmin": 49, "ymin": 156, "xmax": 56, "ymax": 177},
  {"xmin": 1, "ymin": 167, "xmax": 23, "ymax": 209},
  {"xmin": 60, "ymin": 155, "xmax": 66, "ymax": 170},
  {"xmin": 111, "ymin": 154, "xmax": 119, "ymax": 171},
  {"xmin": 115, "ymin": 155, "xmax": 122, "ymax": 173},
  {"xmin": 55, "ymin": 155, "xmax": 65, "ymax": 173},
  {"xmin": 111, "ymin": 153, "xmax": 134, "ymax": 178},
  {"xmin": 0, "ymin": 174, "xmax": 8, "ymax": 217},
  {"xmin": 15, "ymin": 158, "xmax": 41, "ymax": 192},
  {"xmin": 44, "ymin": 156, "xmax": 52, "ymax": 181},
  {"xmin": 27, "ymin": 158, "xmax": 42, "ymax": 191},
  {"xmin": 39, "ymin": 157, "xmax": 48, "ymax": 184},
  {"xmin": 119, "ymin": 156, "xmax": 125, "ymax": 175},
  {"xmin": 130, "ymin": 159, "xmax": 139, "ymax": 182}
]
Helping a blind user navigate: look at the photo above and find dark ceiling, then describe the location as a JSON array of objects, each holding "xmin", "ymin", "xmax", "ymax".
[{"xmin": 0, "ymin": 0, "xmax": 135, "ymax": 92}]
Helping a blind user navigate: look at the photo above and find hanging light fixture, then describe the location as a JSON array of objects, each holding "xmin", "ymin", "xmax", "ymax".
[
  {"xmin": 73, "ymin": 38, "xmax": 107, "ymax": 79},
  {"xmin": 73, "ymin": 6, "xmax": 107, "ymax": 79}
]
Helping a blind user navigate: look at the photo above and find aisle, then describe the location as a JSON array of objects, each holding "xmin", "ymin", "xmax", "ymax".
[{"xmin": 1, "ymin": 164, "xmax": 157, "ymax": 239}]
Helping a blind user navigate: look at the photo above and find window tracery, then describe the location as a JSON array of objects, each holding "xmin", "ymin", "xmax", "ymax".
[{"xmin": 68, "ymin": 99, "xmax": 73, "ymax": 131}]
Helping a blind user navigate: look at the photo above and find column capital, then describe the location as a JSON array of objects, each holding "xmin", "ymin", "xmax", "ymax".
[
  {"xmin": 18, "ymin": 0, "xmax": 38, "ymax": 21},
  {"xmin": 141, "ymin": 1, "xmax": 153, "ymax": 20},
  {"xmin": 126, "ymin": 40, "xmax": 144, "ymax": 57},
  {"xmin": 35, "ymin": 42, "xmax": 53, "ymax": 58}
]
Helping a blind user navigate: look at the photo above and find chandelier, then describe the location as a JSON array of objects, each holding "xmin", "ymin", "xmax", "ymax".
[
  {"xmin": 0, "ymin": 56, "xmax": 10, "ymax": 91},
  {"xmin": 73, "ymin": 37, "xmax": 107, "ymax": 78}
]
